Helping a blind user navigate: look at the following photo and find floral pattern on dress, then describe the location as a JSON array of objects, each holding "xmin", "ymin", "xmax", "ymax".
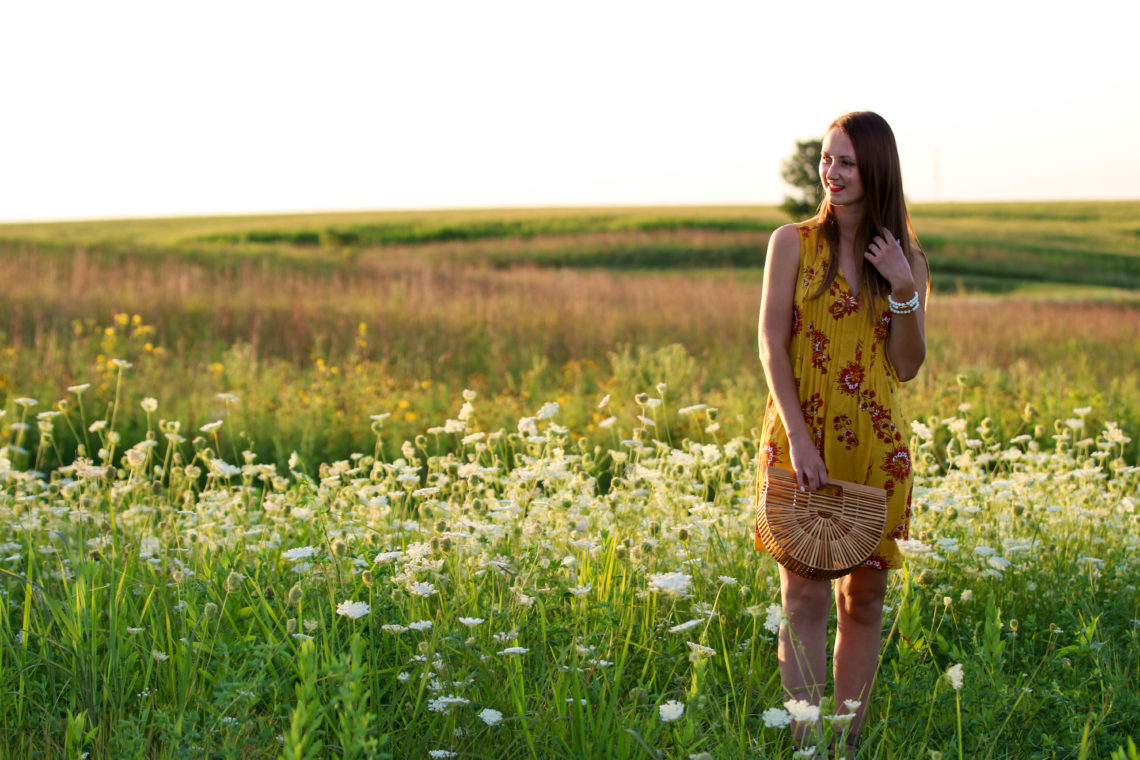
[
  {"xmin": 833, "ymin": 414, "xmax": 858, "ymax": 450},
  {"xmin": 836, "ymin": 360, "xmax": 864, "ymax": 396},
  {"xmin": 807, "ymin": 325, "xmax": 830, "ymax": 373},
  {"xmin": 829, "ymin": 282, "xmax": 860, "ymax": 319}
]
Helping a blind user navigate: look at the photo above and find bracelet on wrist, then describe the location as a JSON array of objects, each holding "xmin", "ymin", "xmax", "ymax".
[{"xmin": 888, "ymin": 291, "xmax": 921, "ymax": 315}]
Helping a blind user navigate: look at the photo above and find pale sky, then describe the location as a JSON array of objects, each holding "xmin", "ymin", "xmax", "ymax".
[{"xmin": 2, "ymin": 0, "xmax": 1137, "ymax": 222}]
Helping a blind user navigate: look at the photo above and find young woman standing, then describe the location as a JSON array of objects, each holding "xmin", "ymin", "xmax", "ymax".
[{"xmin": 756, "ymin": 111, "xmax": 929, "ymax": 753}]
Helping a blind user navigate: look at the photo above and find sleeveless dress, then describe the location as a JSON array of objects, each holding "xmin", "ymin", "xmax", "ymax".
[{"xmin": 754, "ymin": 222, "xmax": 913, "ymax": 570}]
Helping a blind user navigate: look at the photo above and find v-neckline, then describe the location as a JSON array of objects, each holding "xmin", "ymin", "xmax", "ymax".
[{"xmin": 837, "ymin": 261, "xmax": 861, "ymax": 296}]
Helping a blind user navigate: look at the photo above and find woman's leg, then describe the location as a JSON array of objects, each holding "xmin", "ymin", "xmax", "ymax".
[
  {"xmin": 832, "ymin": 566, "xmax": 889, "ymax": 742},
  {"xmin": 778, "ymin": 565, "xmax": 831, "ymax": 745}
]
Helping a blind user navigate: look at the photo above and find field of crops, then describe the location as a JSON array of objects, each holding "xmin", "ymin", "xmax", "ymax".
[{"xmin": 1, "ymin": 203, "xmax": 1138, "ymax": 758}]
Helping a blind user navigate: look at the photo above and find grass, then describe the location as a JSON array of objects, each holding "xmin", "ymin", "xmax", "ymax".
[
  {"xmin": 0, "ymin": 379, "xmax": 1137, "ymax": 758},
  {"xmin": 0, "ymin": 202, "xmax": 1138, "ymax": 757},
  {"xmin": 4, "ymin": 201, "xmax": 1140, "ymax": 286}
]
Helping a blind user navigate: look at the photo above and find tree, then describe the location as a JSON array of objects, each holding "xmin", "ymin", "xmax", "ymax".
[{"xmin": 779, "ymin": 138, "xmax": 824, "ymax": 220}]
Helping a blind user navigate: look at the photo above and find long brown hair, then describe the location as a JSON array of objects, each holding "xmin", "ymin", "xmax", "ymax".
[{"xmin": 811, "ymin": 111, "xmax": 928, "ymax": 309}]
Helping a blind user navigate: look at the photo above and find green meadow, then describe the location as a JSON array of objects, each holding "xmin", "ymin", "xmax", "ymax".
[{"xmin": 0, "ymin": 202, "xmax": 1138, "ymax": 758}]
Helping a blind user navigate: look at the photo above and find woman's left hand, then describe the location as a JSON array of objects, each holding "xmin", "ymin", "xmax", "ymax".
[{"xmin": 865, "ymin": 227, "xmax": 915, "ymax": 291}]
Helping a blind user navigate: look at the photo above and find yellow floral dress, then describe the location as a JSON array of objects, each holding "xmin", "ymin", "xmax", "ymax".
[{"xmin": 754, "ymin": 222, "xmax": 913, "ymax": 570}]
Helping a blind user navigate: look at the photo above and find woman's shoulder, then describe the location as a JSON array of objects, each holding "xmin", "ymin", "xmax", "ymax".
[
  {"xmin": 769, "ymin": 219, "xmax": 821, "ymax": 253},
  {"xmin": 771, "ymin": 219, "xmax": 820, "ymax": 241}
]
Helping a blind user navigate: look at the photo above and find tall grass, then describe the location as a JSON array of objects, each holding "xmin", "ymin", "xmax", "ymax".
[
  {"xmin": 2, "ymin": 245, "xmax": 1138, "ymax": 467},
  {"xmin": 0, "ymin": 204, "xmax": 1138, "ymax": 757},
  {"xmin": 0, "ymin": 374, "xmax": 1137, "ymax": 758}
]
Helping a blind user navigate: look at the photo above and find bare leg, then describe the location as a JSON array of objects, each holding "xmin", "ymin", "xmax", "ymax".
[
  {"xmin": 832, "ymin": 566, "xmax": 889, "ymax": 742},
  {"xmin": 778, "ymin": 565, "xmax": 831, "ymax": 746}
]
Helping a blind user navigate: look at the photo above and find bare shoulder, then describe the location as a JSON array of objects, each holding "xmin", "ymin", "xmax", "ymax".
[
  {"xmin": 766, "ymin": 223, "xmax": 802, "ymax": 261},
  {"xmin": 909, "ymin": 244, "xmax": 930, "ymax": 279}
]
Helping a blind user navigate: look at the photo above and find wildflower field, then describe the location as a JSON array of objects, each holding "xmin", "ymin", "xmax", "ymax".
[{"xmin": 1, "ymin": 204, "xmax": 1139, "ymax": 759}]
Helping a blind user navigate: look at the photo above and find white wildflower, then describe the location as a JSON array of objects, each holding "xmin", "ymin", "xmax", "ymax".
[
  {"xmin": 335, "ymin": 600, "xmax": 370, "ymax": 619},
  {"xmin": 647, "ymin": 572, "xmax": 692, "ymax": 597},
  {"xmin": 988, "ymin": 556, "xmax": 1012, "ymax": 571},
  {"xmin": 762, "ymin": 706, "xmax": 792, "ymax": 728},
  {"xmin": 783, "ymin": 699, "xmax": 820, "ymax": 723},
  {"xmin": 686, "ymin": 642, "xmax": 716, "ymax": 658},
  {"xmin": 764, "ymin": 603, "xmax": 786, "ymax": 635},
  {"xmin": 659, "ymin": 700, "xmax": 685, "ymax": 722},
  {"xmin": 427, "ymin": 695, "xmax": 470, "ymax": 713},
  {"xmin": 478, "ymin": 708, "xmax": 503, "ymax": 726},
  {"xmin": 282, "ymin": 546, "xmax": 316, "ymax": 561},
  {"xmin": 668, "ymin": 619, "xmax": 704, "ymax": 634}
]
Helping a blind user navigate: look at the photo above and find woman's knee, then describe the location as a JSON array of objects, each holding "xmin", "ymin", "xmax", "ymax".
[
  {"xmin": 782, "ymin": 573, "xmax": 831, "ymax": 621},
  {"xmin": 836, "ymin": 582, "xmax": 885, "ymax": 626}
]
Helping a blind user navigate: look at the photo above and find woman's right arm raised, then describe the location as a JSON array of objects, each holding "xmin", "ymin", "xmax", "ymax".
[{"xmin": 758, "ymin": 224, "xmax": 829, "ymax": 492}]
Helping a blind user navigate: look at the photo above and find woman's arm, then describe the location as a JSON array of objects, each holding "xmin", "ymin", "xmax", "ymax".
[
  {"xmin": 758, "ymin": 224, "xmax": 829, "ymax": 491},
  {"xmin": 865, "ymin": 229, "xmax": 928, "ymax": 381}
]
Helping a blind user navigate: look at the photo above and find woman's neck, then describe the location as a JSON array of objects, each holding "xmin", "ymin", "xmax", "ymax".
[{"xmin": 831, "ymin": 202, "xmax": 862, "ymax": 239}]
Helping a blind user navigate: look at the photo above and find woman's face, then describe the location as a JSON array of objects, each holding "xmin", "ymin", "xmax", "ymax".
[{"xmin": 820, "ymin": 128, "xmax": 863, "ymax": 207}]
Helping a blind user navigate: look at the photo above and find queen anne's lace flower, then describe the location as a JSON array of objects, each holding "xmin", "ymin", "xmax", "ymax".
[
  {"xmin": 658, "ymin": 700, "xmax": 684, "ymax": 722},
  {"xmin": 762, "ymin": 707, "xmax": 792, "ymax": 728},
  {"xmin": 946, "ymin": 663, "xmax": 964, "ymax": 690},
  {"xmin": 784, "ymin": 699, "xmax": 820, "ymax": 723},
  {"xmin": 478, "ymin": 708, "xmax": 503, "ymax": 726},
  {"xmin": 335, "ymin": 600, "xmax": 370, "ymax": 619}
]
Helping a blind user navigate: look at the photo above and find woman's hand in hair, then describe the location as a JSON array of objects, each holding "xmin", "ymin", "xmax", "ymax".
[{"xmin": 865, "ymin": 227, "xmax": 916, "ymax": 293}]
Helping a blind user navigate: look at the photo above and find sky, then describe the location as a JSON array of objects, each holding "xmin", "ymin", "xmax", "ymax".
[{"xmin": 1, "ymin": 0, "xmax": 1138, "ymax": 222}]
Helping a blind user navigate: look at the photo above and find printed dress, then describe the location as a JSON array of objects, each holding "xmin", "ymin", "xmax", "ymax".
[{"xmin": 754, "ymin": 222, "xmax": 913, "ymax": 570}]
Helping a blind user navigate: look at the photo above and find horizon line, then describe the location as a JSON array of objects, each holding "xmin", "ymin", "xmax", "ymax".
[{"xmin": 2, "ymin": 197, "xmax": 1139, "ymax": 226}]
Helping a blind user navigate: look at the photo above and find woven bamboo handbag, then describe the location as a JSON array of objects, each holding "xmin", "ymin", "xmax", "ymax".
[{"xmin": 755, "ymin": 467, "xmax": 888, "ymax": 580}]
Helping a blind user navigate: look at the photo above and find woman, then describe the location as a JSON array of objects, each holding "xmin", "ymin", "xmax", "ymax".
[{"xmin": 755, "ymin": 111, "xmax": 928, "ymax": 753}]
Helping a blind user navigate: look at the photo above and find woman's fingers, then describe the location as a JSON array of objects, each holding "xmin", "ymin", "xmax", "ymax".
[{"xmin": 796, "ymin": 463, "xmax": 828, "ymax": 492}]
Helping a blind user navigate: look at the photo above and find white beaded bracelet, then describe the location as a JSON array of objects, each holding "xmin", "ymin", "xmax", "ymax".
[{"xmin": 888, "ymin": 292, "xmax": 921, "ymax": 315}]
